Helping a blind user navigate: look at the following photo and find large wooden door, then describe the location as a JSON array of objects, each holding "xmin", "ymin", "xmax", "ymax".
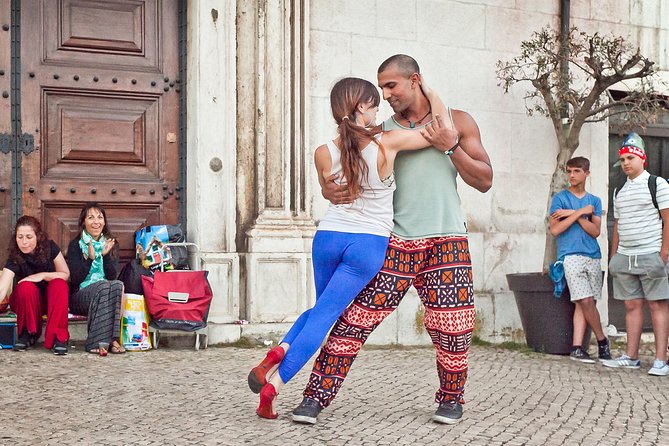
[{"xmin": 17, "ymin": 0, "xmax": 181, "ymax": 259}]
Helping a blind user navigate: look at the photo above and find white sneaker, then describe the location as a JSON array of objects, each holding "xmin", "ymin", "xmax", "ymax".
[
  {"xmin": 648, "ymin": 359, "xmax": 669, "ymax": 376},
  {"xmin": 601, "ymin": 354, "xmax": 641, "ymax": 369}
]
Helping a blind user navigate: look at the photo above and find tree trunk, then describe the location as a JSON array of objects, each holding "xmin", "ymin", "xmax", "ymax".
[{"xmin": 542, "ymin": 140, "xmax": 579, "ymax": 270}]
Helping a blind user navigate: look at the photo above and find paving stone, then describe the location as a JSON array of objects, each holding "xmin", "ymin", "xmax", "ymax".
[{"xmin": 0, "ymin": 345, "xmax": 667, "ymax": 445}]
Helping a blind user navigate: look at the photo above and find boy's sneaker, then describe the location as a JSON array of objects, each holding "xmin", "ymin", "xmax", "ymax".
[
  {"xmin": 597, "ymin": 339, "xmax": 612, "ymax": 361},
  {"xmin": 432, "ymin": 400, "xmax": 463, "ymax": 425},
  {"xmin": 291, "ymin": 398, "xmax": 322, "ymax": 425},
  {"xmin": 648, "ymin": 359, "xmax": 669, "ymax": 376},
  {"xmin": 601, "ymin": 354, "xmax": 641, "ymax": 369},
  {"xmin": 52, "ymin": 340, "xmax": 68, "ymax": 356},
  {"xmin": 570, "ymin": 347, "xmax": 596, "ymax": 364}
]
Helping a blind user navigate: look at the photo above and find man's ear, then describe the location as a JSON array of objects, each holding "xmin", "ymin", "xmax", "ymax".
[{"xmin": 409, "ymin": 72, "xmax": 420, "ymax": 87}]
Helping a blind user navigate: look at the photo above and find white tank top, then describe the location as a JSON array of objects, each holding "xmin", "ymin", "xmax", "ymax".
[{"xmin": 317, "ymin": 135, "xmax": 396, "ymax": 237}]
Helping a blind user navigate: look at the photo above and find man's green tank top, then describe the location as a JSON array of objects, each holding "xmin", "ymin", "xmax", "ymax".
[{"xmin": 383, "ymin": 116, "xmax": 467, "ymax": 239}]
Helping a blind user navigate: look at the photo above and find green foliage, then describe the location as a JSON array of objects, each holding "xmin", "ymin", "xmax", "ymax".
[
  {"xmin": 472, "ymin": 336, "xmax": 492, "ymax": 346},
  {"xmin": 496, "ymin": 26, "xmax": 662, "ymax": 132}
]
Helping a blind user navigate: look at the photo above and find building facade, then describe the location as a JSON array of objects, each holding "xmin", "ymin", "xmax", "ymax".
[{"xmin": 1, "ymin": 0, "xmax": 667, "ymax": 345}]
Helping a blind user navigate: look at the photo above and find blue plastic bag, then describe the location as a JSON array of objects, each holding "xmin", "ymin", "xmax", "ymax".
[{"xmin": 548, "ymin": 259, "xmax": 566, "ymax": 298}]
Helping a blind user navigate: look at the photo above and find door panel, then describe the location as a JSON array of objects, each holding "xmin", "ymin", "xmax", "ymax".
[
  {"xmin": 0, "ymin": 1, "xmax": 10, "ymax": 260},
  {"xmin": 44, "ymin": 0, "xmax": 159, "ymax": 69},
  {"xmin": 20, "ymin": 0, "xmax": 180, "ymax": 258},
  {"xmin": 43, "ymin": 90, "xmax": 159, "ymax": 177}
]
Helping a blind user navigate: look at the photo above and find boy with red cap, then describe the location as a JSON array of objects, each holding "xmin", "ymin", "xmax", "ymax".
[{"xmin": 603, "ymin": 132, "xmax": 669, "ymax": 376}]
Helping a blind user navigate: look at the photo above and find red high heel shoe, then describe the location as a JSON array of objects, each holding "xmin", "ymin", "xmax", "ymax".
[
  {"xmin": 248, "ymin": 346, "xmax": 285, "ymax": 393},
  {"xmin": 256, "ymin": 383, "xmax": 278, "ymax": 419}
]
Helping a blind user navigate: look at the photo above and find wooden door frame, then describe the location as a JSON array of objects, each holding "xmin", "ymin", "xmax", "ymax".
[
  {"xmin": 7, "ymin": 0, "xmax": 23, "ymax": 223},
  {"xmin": 6, "ymin": 0, "xmax": 188, "ymax": 230},
  {"xmin": 177, "ymin": 0, "xmax": 187, "ymax": 233}
]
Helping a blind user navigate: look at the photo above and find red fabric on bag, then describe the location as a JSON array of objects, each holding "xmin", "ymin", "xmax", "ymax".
[{"xmin": 142, "ymin": 271, "xmax": 213, "ymax": 331}]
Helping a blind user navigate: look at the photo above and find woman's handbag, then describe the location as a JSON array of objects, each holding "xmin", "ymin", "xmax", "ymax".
[{"xmin": 141, "ymin": 270, "xmax": 213, "ymax": 331}]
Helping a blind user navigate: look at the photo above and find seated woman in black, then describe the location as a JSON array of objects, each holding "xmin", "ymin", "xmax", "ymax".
[
  {"xmin": 0, "ymin": 216, "xmax": 70, "ymax": 354},
  {"xmin": 66, "ymin": 202, "xmax": 125, "ymax": 354}
]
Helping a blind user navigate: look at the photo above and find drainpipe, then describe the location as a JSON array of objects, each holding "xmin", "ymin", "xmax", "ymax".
[
  {"xmin": 559, "ymin": 0, "xmax": 570, "ymax": 124},
  {"xmin": 560, "ymin": 0, "xmax": 570, "ymax": 44}
]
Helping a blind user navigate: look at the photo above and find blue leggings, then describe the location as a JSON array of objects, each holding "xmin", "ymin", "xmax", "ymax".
[{"xmin": 277, "ymin": 230, "xmax": 389, "ymax": 383}]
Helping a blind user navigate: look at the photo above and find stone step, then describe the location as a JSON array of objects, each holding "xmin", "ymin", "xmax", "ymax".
[
  {"xmin": 0, "ymin": 314, "xmax": 89, "ymax": 343},
  {"xmin": 0, "ymin": 314, "xmax": 204, "ymax": 349}
]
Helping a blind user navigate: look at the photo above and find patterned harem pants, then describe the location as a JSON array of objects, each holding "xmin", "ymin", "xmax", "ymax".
[{"xmin": 303, "ymin": 234, "xmax": 475, "ymax": 408}]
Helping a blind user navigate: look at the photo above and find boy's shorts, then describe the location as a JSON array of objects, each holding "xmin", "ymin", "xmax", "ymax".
[
  {"xmin": 609, "ymin": 252, "xmax": 669, "ymax": 301},
  {"xmin": 564, "ymin": 255, "xmax": 602, "ymax": 302}
]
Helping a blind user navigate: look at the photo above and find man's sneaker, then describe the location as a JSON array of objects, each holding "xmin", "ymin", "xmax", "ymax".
[
  {"xmin": 52, "ymin": 340, "xmax": 68, "ymax": 356},
  {"xmin": 601, "ymin": 354, "xmax": 641, "ymax": 369},
  {"xmin": 597, "ymin": 339, "xmax": 612, "ymax": 361},
  {"xmin": 570, "ymin": 347, "xmax": 596, "ymax": 364},
  {"xmin": 432, "ymin": 400, "xmax": 463, "ymax": 425},
  {"xmin": 648, "ymin": 359, "xmax": 669, "ymax": 376},
  {"xmin": 291, "ymin": 398, "xmax": 322, "ymax": 425}
]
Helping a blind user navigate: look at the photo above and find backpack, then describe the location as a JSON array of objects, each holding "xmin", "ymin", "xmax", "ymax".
[
  {"xmin": 614, "ymin": 174, "xmax": 665, "ymax": 212},
  {"xmin": 118, "ymin": 258, "xmax": 154, "ymax": 295}
]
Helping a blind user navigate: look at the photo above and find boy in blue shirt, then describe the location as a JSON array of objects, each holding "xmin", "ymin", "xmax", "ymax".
[{"xmin": 549, "ymin": 156, "xmax": 611, "ymax": 363}]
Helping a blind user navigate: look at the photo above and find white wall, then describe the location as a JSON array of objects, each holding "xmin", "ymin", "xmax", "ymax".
[
  {"xmin": 305, "ymin": 0, "xmax": 669, "ymax": 343},
  {"xmin": 183, "ymin": 1, "xmax": 669, "ymax": 346}
]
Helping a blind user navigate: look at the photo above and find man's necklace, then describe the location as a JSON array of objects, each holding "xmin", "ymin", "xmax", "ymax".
[{"xmin": 400, "ymin": 107, "xmax": 431, "ymax": 128}]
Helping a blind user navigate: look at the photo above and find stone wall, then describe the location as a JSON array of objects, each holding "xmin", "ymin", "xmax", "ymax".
[
  {"xmin": 305, "ymin": 0, "xmax": 669, "ymax": 344},
  {"xmin": 186, "ymin": 0, "xmax": 668, "ymax": 345}
]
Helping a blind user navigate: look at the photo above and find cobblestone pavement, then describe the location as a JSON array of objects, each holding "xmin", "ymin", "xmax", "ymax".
[{"xmin": 1, "ymin": 344, "xmax": 667, "ymax": 446}]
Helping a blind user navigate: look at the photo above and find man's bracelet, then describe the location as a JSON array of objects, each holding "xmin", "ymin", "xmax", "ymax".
[{"xmin": 444, "ymin": 139, "xmax": 460, "ymax": 156}]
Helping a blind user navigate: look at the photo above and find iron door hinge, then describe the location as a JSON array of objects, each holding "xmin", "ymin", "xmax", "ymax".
[
  {"xmin": 0, "ymin": 132, "xmax": 34, "ymax": 155},
  {"xmin": 0, "ymin": 133, "xmax": 11, "ymax": 154}
]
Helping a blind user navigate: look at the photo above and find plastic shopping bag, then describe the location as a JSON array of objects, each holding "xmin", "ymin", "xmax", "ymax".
[
  {"xmin": 121, "ymin": 293, "xmax": 152, "ymax": 351},
  {"xmin": 134, "ymin": 225, "xmax": 187, "ymax": 270}
]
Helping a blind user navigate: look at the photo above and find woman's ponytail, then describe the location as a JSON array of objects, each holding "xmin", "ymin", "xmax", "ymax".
[
  {"xmin": 337, "ymin": 115, "xmax": 368, "ymax": 198},
  {"xmin": 330, "ymin": 77, "xmax": 383, "ymax": 198}
]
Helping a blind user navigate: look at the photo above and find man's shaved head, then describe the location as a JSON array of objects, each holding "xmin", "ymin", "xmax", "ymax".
[{"xmin": 378, "ymin": 54, "xmax": 420, "ymax": 77}]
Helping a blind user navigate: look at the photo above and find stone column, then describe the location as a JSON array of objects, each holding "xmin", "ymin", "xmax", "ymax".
[
  {"xmin": 237, "ymin": 0, "xmax": 315, "ymax": 327},
  {"xmin": 186, "ymin": 0, "xmax": 240, "ymax": 343}
]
